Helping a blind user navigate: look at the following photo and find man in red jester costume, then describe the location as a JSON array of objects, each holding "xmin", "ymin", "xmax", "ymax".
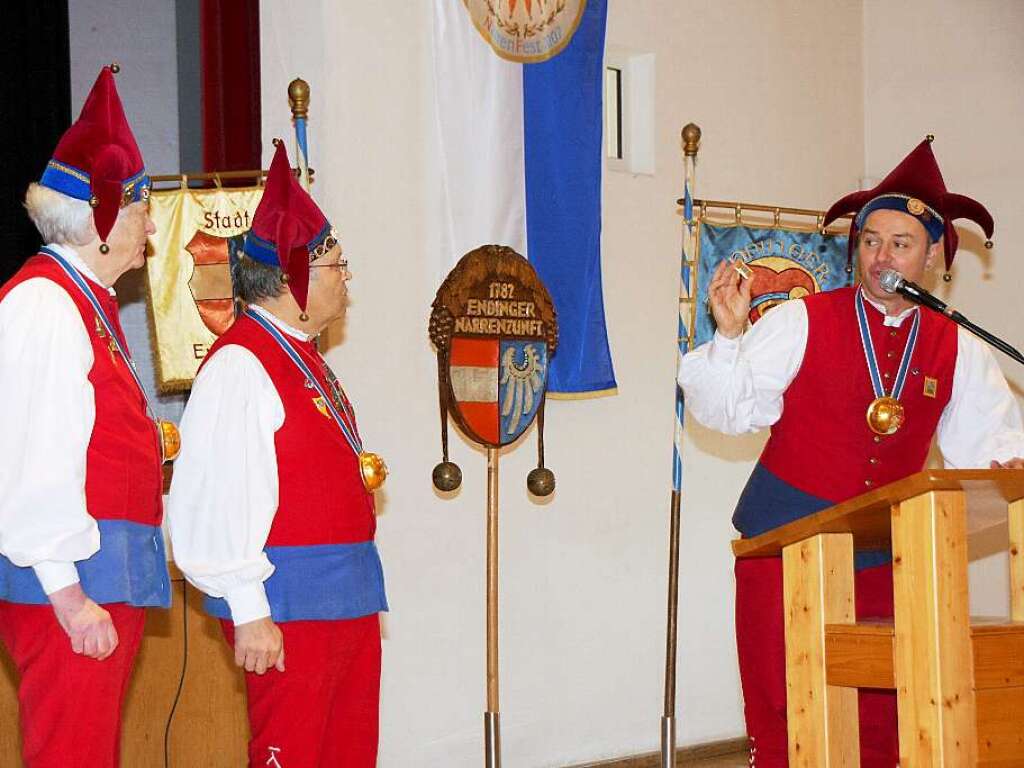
[
  {"xmin": 680, "ymin": 138, "xmax": 1024, "ymax": 766},
  {"xmin": 168, "ymin": 141, "xmax": 387, "ymax": 767}
]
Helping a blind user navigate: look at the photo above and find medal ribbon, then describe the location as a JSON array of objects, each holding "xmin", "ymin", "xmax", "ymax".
[
  {"xmin": 245, "ymin": 309, "xmax": 364, "ymax": 456},
  {"xmin": 41, "ymin": 247, "xmax": 159, "ymax": 420},
  {"xmin": 855, "ymin": 288, "xmax": 919, "ymax": 400}
]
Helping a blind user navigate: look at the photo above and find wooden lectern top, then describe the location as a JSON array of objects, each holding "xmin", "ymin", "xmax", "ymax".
[{"xmin": 732, "ymin": 468, "xmax": 1024, "ymax": 558}]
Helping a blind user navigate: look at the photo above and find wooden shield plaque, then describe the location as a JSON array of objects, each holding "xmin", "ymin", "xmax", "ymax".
[{"xmin": 430, "ymin": 245, "xmax": 558, "ymax": 448}]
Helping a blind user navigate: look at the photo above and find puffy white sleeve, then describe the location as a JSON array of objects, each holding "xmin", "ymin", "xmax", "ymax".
[
  {"xmin": 937, "ymin": 327, "xmax": 1024, "ymax": 468},
  {"xmin": 0, "ymin": 278, "xmax": 98, "ymax": 595},
  {"xmin": 167, "ymin": 345, "xmax": 284, "ymax": 625},
  {"xmin": 678, "ymin": 298, "xmax": 809, "ymax": 434}
]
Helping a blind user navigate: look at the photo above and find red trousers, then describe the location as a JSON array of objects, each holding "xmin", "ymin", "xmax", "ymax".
[
  {"xmin": 0, "ymin": 600, "xmax": 145, "ymax": 768},
  {"xmin": 222, "ymin": 613, "xmax": 382, "ymax": 768},
  {"xmin": 735, "ymin": 558, "xmax": 898, "ymax": 767}
]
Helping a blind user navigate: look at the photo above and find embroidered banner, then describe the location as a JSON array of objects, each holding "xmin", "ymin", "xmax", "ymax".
[
  {"xmin": 145, "ymin": 186, "xmax": 263, "ymax": 390},
  {"xmin": 692, "ymin": 222, "xmax": 852, "ymax": 347}
]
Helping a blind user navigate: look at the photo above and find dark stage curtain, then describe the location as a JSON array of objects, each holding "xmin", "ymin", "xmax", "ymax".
[
  {"xmin": 200, "ymin": 0, "xmax": 262, "ymax": 173},
  {"xmin": 0, "ymin": 1, "xmax": 70, "ymax": 282}
]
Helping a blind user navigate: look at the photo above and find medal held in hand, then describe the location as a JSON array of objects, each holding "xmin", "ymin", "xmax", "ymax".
[{"xmin": 856, "ymin": 289, "xmax": 919, "ymax": 436}]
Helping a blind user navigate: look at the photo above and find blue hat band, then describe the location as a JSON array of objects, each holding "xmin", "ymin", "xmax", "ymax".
[
  {"xmin": 243, "ymin": 222, "xmax": 335, "ymax": 268},
  {"xmin": 855, "ymin": 194, "xmax": 944, "ymax": 242},
  {"xmin": 40, "ymin": 160, "xmax": 91, "ymax": 201},
  {"xmin": 40, "ymin": 160, "xmax": 151, "ymax": 205},
  {"xmin": 243, "ymin": 231, "xmax": 280, "ymax": 266}
]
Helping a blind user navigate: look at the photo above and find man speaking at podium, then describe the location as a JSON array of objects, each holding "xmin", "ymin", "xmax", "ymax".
[{"xmin": 679, "ymin": 138, "xmax": 1024, "ymax": 767}]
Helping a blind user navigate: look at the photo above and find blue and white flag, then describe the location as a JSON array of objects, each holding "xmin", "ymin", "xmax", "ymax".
[{"xmin": 432, "ymin": 0, "xmax": 615, "ymax": 397}]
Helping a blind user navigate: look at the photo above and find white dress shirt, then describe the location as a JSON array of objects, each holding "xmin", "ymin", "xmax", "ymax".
[
  {"xmin": 679, "ymin": 291, "xmax": 1024, "ymax": 468},
  {"xmin": 167, "ymin": 305, "xmax": 307, "ymax": 625},
  {"xmin": 0, "ymin": 244, "xmax": 114, "ymax": 595}
]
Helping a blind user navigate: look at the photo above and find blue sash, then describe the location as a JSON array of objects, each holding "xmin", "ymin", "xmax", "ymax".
[
  {"xmin": 0, "ymin": 519, "xmax": 171, "ymax": 607},
  {"xmin": 203, "ymin": 541, "xmax": 388, "ymax": 622}
]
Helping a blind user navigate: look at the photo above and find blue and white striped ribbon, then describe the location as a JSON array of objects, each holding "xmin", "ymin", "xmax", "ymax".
[
  {"xmin": 40, "ymin": 247, "xmax": 157, "ymax": 419},
  {"xmin": 855, "ymin": 288, "xmax": 919, "ymax": 400},
  {"xmin": 294, "ymin": 117, "xmax": 310, "ymax": 193},
  {"xmin": 245, "ymin": 309, "xmax": 362, "ymax": 457},
  {"xmin": 672, "ymin": 174, "xmax": 696, "ymax": 492}
]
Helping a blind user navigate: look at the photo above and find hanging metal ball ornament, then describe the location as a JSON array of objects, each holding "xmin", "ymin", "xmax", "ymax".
[
  {"xmin": 526, "ymin": 467, "xmax": 555, "ymax": 497},
  {"xmin": 432, "ymin": 461, "xmax": 463, "ymax": 492}
]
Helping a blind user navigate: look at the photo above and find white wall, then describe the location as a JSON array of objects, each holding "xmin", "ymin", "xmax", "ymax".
[
  {"xmin": 863, "ymin": 0, "xmax": 1024, "ymax": 616},
  {"xmin": 260, "ymin": 1, "xmax": 864, "ymax": 764}
]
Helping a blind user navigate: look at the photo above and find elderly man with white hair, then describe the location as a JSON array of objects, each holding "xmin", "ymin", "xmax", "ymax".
[{"xmin": 0, "ymin": 66, "xmax": 173, "ymax": 768}]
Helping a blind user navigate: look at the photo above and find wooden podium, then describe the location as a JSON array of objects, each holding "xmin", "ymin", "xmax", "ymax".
[{"xmin": 733, "ymin": 469, "xmax": 1024, "ymax": 767}]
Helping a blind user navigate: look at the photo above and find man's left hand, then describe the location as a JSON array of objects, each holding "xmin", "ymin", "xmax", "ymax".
[{"xmin": 990, "ymin": 458, "xmax": 1024, "ymax": 469}]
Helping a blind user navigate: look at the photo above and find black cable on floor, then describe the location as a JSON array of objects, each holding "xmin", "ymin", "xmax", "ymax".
[{"xmin": 164, "ymin": 580, "xmax": 189, "ymax": 768}]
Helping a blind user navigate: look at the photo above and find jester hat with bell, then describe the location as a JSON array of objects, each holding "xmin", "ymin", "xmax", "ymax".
[
  {"xmin": 823, "ymin": 137, "xmax": 994, "ymax": 273},
  {"xmin": 243, "ymin": 141, "xmax": 336, "ymax": 317},
  {"xmin": 39, "ymin": 65, "xmax": 150, "ymax": 250}
]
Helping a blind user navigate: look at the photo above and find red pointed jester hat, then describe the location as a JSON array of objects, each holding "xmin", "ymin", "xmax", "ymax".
[
  {"xmin": 39, "ymin": 65, "xmax": 150, "ymax": 246},
  {"xmin": 243, "ymin": 141, "xmax": 336, "ymax": 315},
  {"xmin": 823, "ymin": 137, "xmax": 994, "ymax": 272}
]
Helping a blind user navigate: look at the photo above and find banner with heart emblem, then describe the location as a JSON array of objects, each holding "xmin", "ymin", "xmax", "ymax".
[{"xmin": 692, "ymin": 222, "xmax": 852, "ymax": 347}]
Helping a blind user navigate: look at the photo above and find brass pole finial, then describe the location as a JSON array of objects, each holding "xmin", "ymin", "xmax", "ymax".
[
  {"xmin": 926, "ymin": 133, "xmax": 935, "ymax": 143},
  {"xmin": 288, "ymin": 78, "xmax": 310, "ymax": 120},
  {"xmin": 110, "ymin": 62, "xmax": 121, "ymax": 74},
  {"xmin": 272, "ymin": 137, "xmax": 283, "ymax": 147},
  {"xmin": 681, "ymin": 123, "xmax": 702, "ymax": 157}
]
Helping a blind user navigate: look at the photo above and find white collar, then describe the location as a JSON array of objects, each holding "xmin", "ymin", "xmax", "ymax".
[
  {"xmin": 248, "ymin": 304, "xmax": 312, "ymax": 342},
  {"xmin": 45, "ymin": 243, "xmax": 116, "ymax": 297},
  {"xmin": 859, "ymin": 287, "xmax": 918, "ymax": 328}
]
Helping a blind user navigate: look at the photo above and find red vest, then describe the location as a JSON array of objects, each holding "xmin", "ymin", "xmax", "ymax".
[
  {"xmin": 0, "ymin": 255, "xmax": 162, "ymax": 525},
  {"xmin": 733, "ymin": 287, "xmax": 958, "ymax": 542},
  {"xmin": 761, "ymin": 286, "xmax": 956, "ymax": 502},
  {"xmin": 205, "ymin": 313, "xmax": 376, "ymax": 547}
]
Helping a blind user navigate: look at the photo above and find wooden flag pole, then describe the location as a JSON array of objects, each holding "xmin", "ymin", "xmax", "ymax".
[
  {"xmin": 661, "ymin": 123, "xmax": 701, "ymax": 768},
  {"xmin": 485, "ymin": 447, "xmax": 501, "ymax": 767}
]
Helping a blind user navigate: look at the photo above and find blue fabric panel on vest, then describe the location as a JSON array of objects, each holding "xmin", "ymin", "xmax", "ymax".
[
  {"xmin": 0, "ymin": 519, "xmax": 171, "ymax": 607},
  {"xmin": 204, "ymin": 541, "xmax": 388, "ymax": 622},
  {"xmin": 734, "ymin": 463, "xmax": 890, "ymax": 570}
]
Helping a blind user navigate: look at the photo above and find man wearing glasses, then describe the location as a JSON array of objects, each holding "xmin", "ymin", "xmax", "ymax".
[{"xmin": 168, "ymin": 141, "xmax": 387, "ymax": 767}]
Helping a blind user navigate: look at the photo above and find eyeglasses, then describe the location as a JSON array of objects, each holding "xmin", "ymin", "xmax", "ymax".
[{"xmin": 309, "ymin": 258, "xmax": 349, "ymax": 272}]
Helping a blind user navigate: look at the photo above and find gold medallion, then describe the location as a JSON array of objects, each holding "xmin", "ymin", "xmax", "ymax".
[
  {"xmin": 359, "ymin": 451, "xmax": 388, "ymax": 492},
  {"xmin": 159, "ymin": 419, "xmax": 181, "ymax": 462},
  {"xmin": 866, "ymin": 396, "xmax": 904, "ymax": 436}
]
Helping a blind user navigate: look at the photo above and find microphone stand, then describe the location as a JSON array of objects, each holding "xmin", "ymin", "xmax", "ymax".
[{"xmin": 915, "ymin": 300, "xmax": 1024, "ymax": 367}]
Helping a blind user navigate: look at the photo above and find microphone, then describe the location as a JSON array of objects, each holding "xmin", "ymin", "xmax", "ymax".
[
  {"xmin": 878, "ymin": 269, "xmax": 954, "ymax": 316},
  {"xmin": 877, "ymin": 269, "xmax": 1024, "ymax": 366}
]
